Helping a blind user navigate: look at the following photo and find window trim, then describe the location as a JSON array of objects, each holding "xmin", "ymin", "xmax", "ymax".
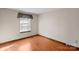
[{"xmin": 19, "ymin": 18, "xmax": 32, "ymax": 33}]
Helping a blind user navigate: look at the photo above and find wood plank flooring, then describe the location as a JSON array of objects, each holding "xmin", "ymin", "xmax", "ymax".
[{"xmin": 0, "ymin": 35, "xmax": 78, "ymax": 51}]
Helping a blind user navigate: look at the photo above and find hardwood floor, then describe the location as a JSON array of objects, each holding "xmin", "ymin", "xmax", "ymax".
[{"xmin": 0, "ymin": 35, "xmax": 79, "ymax": 51}]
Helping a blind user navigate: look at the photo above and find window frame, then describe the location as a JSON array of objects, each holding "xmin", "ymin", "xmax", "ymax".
[{"xmin": 19, "ymin": 17, "xmax": 32, "ymax": 33}]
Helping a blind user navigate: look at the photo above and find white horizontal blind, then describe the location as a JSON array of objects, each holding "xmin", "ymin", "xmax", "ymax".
[{"xmin": 20, "ymin": 18, "xmax": 31, "ymax": 32}]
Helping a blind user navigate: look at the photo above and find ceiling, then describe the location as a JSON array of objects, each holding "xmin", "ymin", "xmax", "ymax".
[{"xmin": 11, "ymin": 8, "xmax": 59, "ymax": 15}]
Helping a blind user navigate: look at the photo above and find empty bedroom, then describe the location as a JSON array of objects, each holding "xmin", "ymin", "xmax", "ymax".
[{"xmin": 0, "ymin": 8, "xmax": 79, "ymax": 51}]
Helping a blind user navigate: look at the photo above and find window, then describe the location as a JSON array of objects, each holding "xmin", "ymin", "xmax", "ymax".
[
  {"xmin": 20, "ymin": 18, "xmax": 31, "ymax": 32},
  {"xmin": 18, "ymin": 13, "xmax": 33, "ymax": 33}
]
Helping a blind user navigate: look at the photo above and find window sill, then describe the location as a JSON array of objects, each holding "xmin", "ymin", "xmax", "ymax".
[{"xmin": 20, "ymin": 31, "xmax": 31, "ymax": 33}]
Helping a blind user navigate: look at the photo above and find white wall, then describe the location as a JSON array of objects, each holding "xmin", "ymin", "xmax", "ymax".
[
  {"xmin": 0, "ymin": 9, "xmax": 38, "ymax": 43},
  {"xmin": 38, "ymin": 8, "xmax": 79, "ymax": 47}
]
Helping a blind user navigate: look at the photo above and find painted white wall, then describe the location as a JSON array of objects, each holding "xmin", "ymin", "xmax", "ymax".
[
  {"xmin": 38, "ymin": 8, "xmax": 79, "ymax": 47},
  {"xmin": 0, "ymin": 9, "xmax": 38, "ymax": 43}
]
